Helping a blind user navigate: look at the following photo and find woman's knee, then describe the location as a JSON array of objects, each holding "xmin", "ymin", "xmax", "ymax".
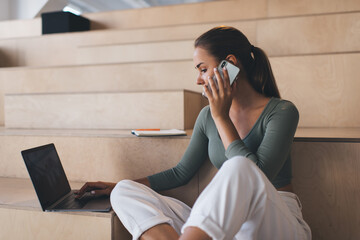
[
  {"xmin": 110, "ymin": 179, "xmax": 137, "ymax": 204},
  {"xmin": 220, "ymin": 156, "xmax": 269, "ymax": 192},
  {"xmin": 223, "ymin": 156, "xmax": 257, "ymax": 173},
  {"xmin": 220, "ymin": 156, "xmax": 266, "ymax": 185}
]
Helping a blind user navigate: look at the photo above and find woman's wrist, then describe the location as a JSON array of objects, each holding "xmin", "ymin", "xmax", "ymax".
[
  {"xmin": 213, "ymin": 115, "xmax": 240, "ymax": 150},
  {"xmin": 212, "ymin": 114, "xmax": 231, "ymax": 124},
  {"xmin": 134, "ymin": 177, "xmax": 151, "ymax": 188}
]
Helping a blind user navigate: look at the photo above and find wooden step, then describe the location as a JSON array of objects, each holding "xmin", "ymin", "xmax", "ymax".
[
  {"xmin": 0, "ymin": 177, "xmax": 131, "ymax": 240},
  {"xmin": 4, "ymin": 90, "xmax": 205, "ymax": 129},
  {"xmin": 77, "ymin": 13, "xmax": 360, "ymax": 64},
  {"xmin": 0, "ymin": 18, "xmax": 41, "ymax": 39},
  {"xmin": 84, "ymin": 0, "xmax": 267, "ymax": 30},
  {"xmin": 1, "ymin": 0, "xmax": 359, "ymax": 40},
  {"xmin": 198, "ymin": 136, "xmax": 360, "ymax": 240},
  {"xmin": 199, "ymin": 127, "xmax": 360, "ymax": 194},
  {"xmin": 77, "ymin": 20, "xmax": 256, "ymax": 48},
  {"xmin": 0, "ymin": 19, "xmax": 255, "ymax": 67},
  {"xmin": 1, "ymin": 127, "xmax": 358, "ymax": 184},
  {"xmin": 0, "ymin": 0, "xmax": 265, "ymax": 40},
  {"xmin": 1, "ymin": 12, "xmax": 358, "ymax": 67},
  {"xmin": 1, "ymin": 53, "xmax": 358, "ymax": 127},
  {"xmin": 0, "ymin": 128, "xmax": 199, "ymax": 208},
  {"xmin": 81, "ymin": 12, "xmax": 359, "ymax": 63},
  {"xmin": 1, "ymin": 127, "xmax": 359, "ymax": 239},
  {"xmin": 0, "ymin": 20, "xmax": 255, "ymax": 67},
  {"xmin": 267, "ymin": 0, "xmax": 360, "ymax": 17},
  {"xmin": 258, "ymin": 12, "xmax": 360, "ymax": 56},
  {"xmin": 294, "ymin": 127, "xmax": 360, "ymax": 142},
  {"xmin": 84, "ymin": 0, "xmax": 360, "ymax": 30},
  {"xmin": 77, "ymin": 40, "xmax": 194, "ymax": 65},
  {"xmin": 0, "ymin": 61, "xmax": 198, "ymax": 95},
  {"xmin": 1, "ymin": 174, "xmax": 222, "ymax": 239},
  {"xmin": 291, "ymin": 141, "xmax": 360, "ymax": 240},
  {"xmin": 273, "ymin": 53, "xmax": 360, "ymax": 128},
  {"xmin": 0, "ymin": 128, "xmax": 191, "ymax": 184}
]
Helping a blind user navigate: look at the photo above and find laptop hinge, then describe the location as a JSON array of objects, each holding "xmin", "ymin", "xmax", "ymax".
[{"xmin": 47, "ymin": 191, "xmax": 74, "ymax": 211}]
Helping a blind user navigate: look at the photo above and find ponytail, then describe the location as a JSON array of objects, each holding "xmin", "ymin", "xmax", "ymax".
[{"xmin": 250, "ymin": 46, "xmax": 280, "ymax": 98}]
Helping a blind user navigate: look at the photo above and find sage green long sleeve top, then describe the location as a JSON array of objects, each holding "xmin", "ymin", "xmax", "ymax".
[{"xmin": 147, "ymin": 97, "xmax": 299, "ymax": 191}]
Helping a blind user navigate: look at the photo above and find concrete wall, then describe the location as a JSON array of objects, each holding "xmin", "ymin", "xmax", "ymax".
[
  {"xmin": 1, "ymin": 0, "xmax": 67, "ymax": 21},
  {"xmin": 0, "ymin": 0, "xmax": 10, "ymax": 21}
]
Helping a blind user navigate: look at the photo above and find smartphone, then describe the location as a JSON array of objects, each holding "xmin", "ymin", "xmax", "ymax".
[{"xmin": 202, "ymin": 60, "xmax": 240, "ymax": 98}]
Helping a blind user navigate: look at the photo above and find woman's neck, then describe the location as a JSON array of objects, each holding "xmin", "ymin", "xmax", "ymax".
[{"xmin": 230, "ymin": 79, "xmax": 269, "ymax": 114}]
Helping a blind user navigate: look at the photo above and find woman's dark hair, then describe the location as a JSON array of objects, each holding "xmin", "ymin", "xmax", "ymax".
[{"xmin": 195, "ymin": 26, "xmax": 280, "ymax": 98}]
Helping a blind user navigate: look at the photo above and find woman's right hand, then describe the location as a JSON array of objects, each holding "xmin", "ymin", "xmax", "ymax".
[
  {"xmin": 204, "ymin": 67, "xmax": 235, "ymax": 121},
  {"xmin": 74, "ymin": 181, "xmax": 116, "ymax": 198}
]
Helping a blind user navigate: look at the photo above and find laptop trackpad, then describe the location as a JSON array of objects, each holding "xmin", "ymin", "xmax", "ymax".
[{"xmin": 82, "ymin": 197, "xmax": 112, "ymax": 212}]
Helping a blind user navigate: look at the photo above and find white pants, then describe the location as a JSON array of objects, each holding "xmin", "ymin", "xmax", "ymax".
[{"xmin": 110, "ymin": 156, "xmax": 312, "ymax": 240}]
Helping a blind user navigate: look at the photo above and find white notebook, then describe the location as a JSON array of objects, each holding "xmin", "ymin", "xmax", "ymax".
[{"xmin": 131, "ymin": 129, "xmax": 186, "ymax": 137}]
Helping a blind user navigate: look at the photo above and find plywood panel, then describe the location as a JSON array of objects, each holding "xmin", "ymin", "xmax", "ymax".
[
  {"xmin": 0, "ymin": 20, "xmax": 255, "ymax": 67},
  {"xmin": 5, "ymin": 90, "xmax": 202, "ymax": 129},
  {"xmin": 1, "ymin": 53, "xmax": 358, "ymax": 128},
  {"xmin": 2, "ymin": 13, "xmax": 358, "ymax": 67},
  {"xmin": 76, "ymin": 13, "xmax": 360, "ymax": 65},
  {"xmin": 2, "ymin": 0, "xmax": 358, "ymax": 41},
  {"xmin": 272, "ymin": 53, "xmax": 360, "ymax": 127},
  {"xmin": 184, "ymin": 90, "xmax": 207, "ymax": 129},
  {"xmin": 0, "ymin": 126, "xmax": 358, "ymax": 181},
  {"xmin": 79, "ymin": 12, "xmax": 360, "ymax": 65},
  {"xmin": 0, "ymin": 134, "xmax": 199, "ymax": 208},
  {"xmin": 0, "ymin": 178, "xmax": 110, "ymax": 216},
  {"xmin": 198, "ymin": 158, "xmax": 218, "ymax": 194},
  {"xmin": 0, "ymin": 40, "xmax": 18, "ymax": 67},
  {"xmin": 84, "ymin": 0, "xmax": 267, "ymax": 30},
  {"xmin": 78, "ymin": 21, "xmax": 257, "ymax": 48},
  {"xmin": 295, "ymin": 127, "xmax": 360, "ymax": 141},
  {"xmin": 112, "ymin": 213, "xmax": 132, "ymax": 240},
  {"xmin": 77, "ymin": 40, "xmax": 194, "ymax": 65},
  {"xmin": 0, "ymin": 133, "xmax": 191, "ymax": 182},
  {"xmin": 0, "ymin": 61, "xmax": 198, "ymax": 95},
  {"xmin": 0, "ymin": 78, "xmax": 3, "ymax": 126},
  {"xmin": 258, "ymin": 12, "xmax": 360, "ymax": 56},
  {"xmin": 292, "ymin": 142, "xmax": 360, "ymax": 240},
  {"xmin": 0, "ymin": 208, "xmax": 111, "ymax": 240},
  {"xmin": 268, "ymin": 0, "xmax": 360, "ymax": 17},
  {"xmin": 159, "ymin": 174, "xmax": 199, "ymax": 208},
  {"xmin": 0, "ymin": 18, "xmax": 41, "ymax": 40},
  {"xmin": 0, "ymin": 61, "xmax": 198, "ymax": 125},
  {"xmin": 15, "ymin": 35, "xmax": 78, "ymax": 67},
  {"xmin": 199, "ymin": 141, "xmax": 360, "ymax": 240}
]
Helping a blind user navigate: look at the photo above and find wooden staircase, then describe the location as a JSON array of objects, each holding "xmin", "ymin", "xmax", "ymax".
[{"xmin": 0, "ymin": 0, "xmax": 359, "ymax": 239}]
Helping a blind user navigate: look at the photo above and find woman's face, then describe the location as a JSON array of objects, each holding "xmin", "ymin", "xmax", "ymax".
[{"xmin": 193, "ymin": 47, "xmax": 219, "ymax": 86}]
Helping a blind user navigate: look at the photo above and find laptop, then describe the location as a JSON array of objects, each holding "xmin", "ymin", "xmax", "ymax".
[{"xmin": 21, "ymin": 143, "xmax": 112, "ymax": 212}]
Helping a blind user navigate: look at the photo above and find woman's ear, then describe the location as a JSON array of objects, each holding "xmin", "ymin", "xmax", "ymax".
[{"xmin": 225, "ymin": 54, "xmax": 238, "ymax": 66}]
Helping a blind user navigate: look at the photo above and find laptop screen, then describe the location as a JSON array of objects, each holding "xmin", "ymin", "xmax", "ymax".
[{"xmin": 22, "ymin": 143, "xmax": 71, "ymax": 211}]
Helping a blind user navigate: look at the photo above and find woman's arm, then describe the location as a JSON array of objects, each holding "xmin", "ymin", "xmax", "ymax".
[
  {"xmin": 134, "ymin": 177, "xmax": 151, "ymax": 187},
  {"xmin": 205, "ymin": 67, "xmax": 299, "ymax": 181},
  {"xmin": 75, "ymin": 108, "xmax": 210, "ymax": 197},
  {"xmin": 146, "ymin": 107, "xmax": 210, "ymax": 192}
]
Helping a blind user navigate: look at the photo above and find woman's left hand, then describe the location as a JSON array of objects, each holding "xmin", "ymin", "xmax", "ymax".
[
  {"xmin": 204, "ymin": 67, "xmax": 235, "ymax": 121},
  {"xmin": 75, "ymin": 181, "xmax": 116, "ymax": 198}
]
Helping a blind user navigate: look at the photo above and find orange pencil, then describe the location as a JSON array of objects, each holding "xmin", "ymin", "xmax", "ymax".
[{"xmin": 135, "ymin": 129, "xmax": 160, "ymax": 131}]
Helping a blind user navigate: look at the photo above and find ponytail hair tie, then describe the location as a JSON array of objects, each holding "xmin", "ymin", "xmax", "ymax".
[{"xmin": 250, "ymin": 45, "xmax": 255, "ymax": 52}]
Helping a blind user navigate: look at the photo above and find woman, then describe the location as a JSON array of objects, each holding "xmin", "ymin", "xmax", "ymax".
[{"xmin": 76, "ymin": 26, "xmax": 311, "ymax": 240}]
